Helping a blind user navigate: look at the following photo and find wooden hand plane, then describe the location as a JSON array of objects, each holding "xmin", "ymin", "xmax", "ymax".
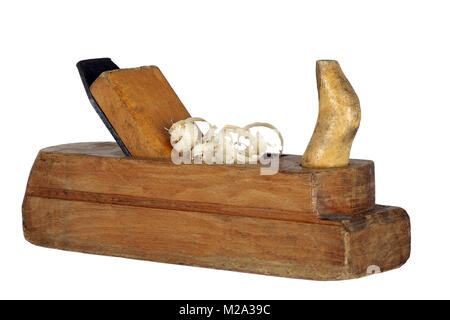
[{"xmin": 22, "ymin": 59, "xmax": 410, "ymax": 280}]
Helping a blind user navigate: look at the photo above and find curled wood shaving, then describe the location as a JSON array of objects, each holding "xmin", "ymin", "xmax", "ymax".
[{"xmin": 169, "ymin": 117, "xmax": 283, "ymax": 164}]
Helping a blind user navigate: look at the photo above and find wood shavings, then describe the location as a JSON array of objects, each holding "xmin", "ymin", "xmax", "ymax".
[{"xmin": 169, "ymin": 117, "xmax": 283, "ymax": 165}]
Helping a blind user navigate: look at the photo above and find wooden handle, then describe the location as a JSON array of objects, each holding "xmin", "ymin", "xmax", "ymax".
[{"xmin": 301, "ymin": 60, "xmax": 361, "ymax": 168}]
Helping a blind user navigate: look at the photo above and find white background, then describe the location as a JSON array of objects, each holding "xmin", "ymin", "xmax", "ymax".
[{"xmin": 1, "ymin": 0, "xmax": 449, "ymax": 299}]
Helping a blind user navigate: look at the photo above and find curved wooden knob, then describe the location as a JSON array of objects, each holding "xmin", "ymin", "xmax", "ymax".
[{"xmin": 301, "ymin": 60, "xmax": 361, "ymax": 168}]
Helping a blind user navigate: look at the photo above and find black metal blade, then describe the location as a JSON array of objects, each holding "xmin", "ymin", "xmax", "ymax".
[{"xmin": 76, "ymin": 58, "xmax": 131, "ymax": 156}]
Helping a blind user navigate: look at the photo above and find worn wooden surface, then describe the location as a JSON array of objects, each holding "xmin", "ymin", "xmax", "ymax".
[
  {"xmin": 28, "ymin": 142, "xmax": 375, "ymax": 218},
  {"xmin": 22, "ymin": 142, "xmax": 410, "ymax": 280},
  {"xmin": 90, "ymin": 66, "xmax": 191, "ymax": 158}
]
